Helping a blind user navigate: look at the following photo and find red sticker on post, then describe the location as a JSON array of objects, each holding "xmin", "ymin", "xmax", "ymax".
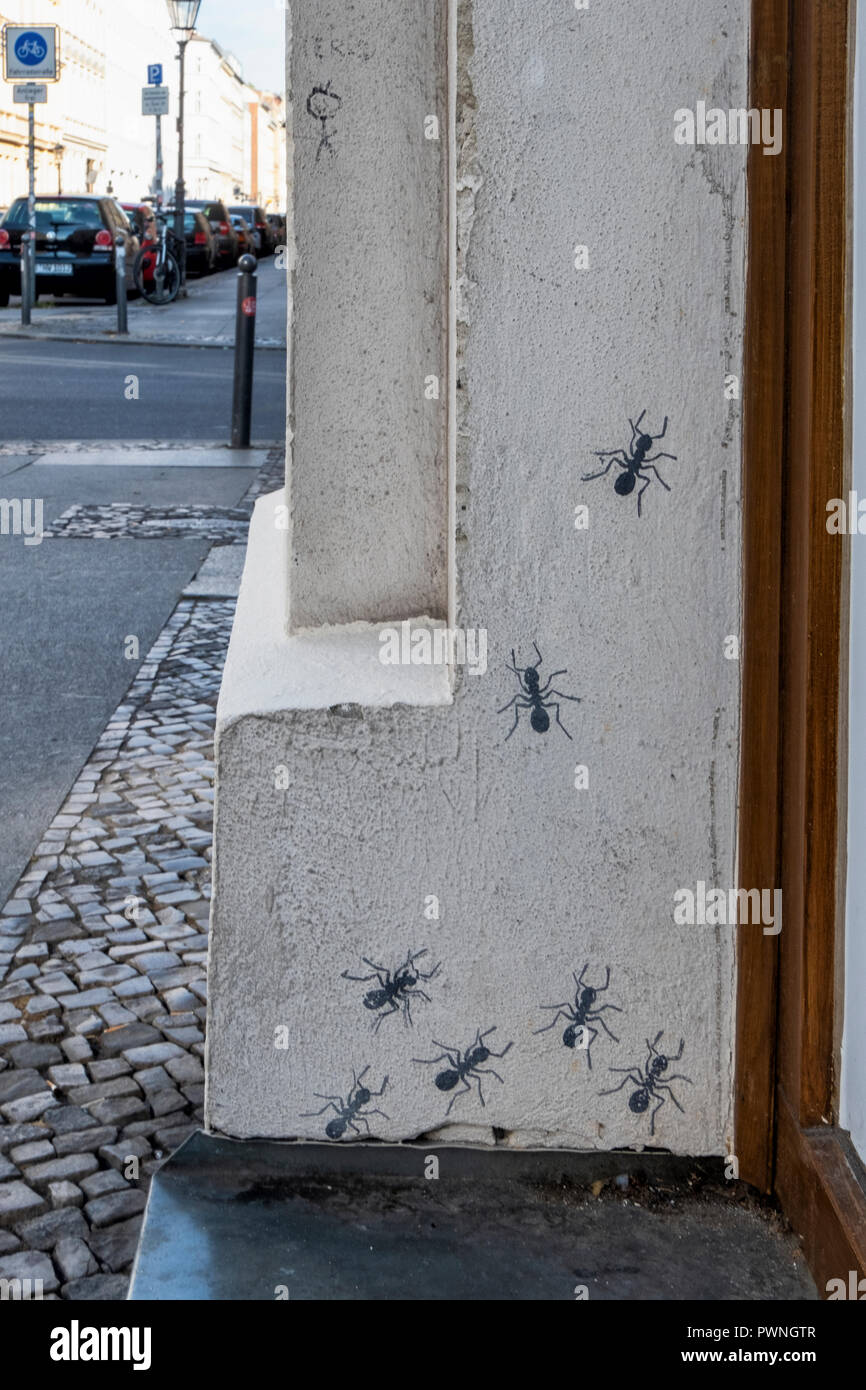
[{"xmin": 242, "ymin": 296, "xmax": 256, "ymax": 317}]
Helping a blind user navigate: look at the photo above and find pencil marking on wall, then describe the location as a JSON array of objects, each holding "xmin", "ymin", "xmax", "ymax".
[{"xmin": 306, "ymin": 81, "xmax": 342, "ymax": 161}]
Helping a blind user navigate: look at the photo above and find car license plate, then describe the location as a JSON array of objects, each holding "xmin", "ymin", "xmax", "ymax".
[{"xmin": 35, "ymin": 262, "xmax": 73, "ymax": 275}]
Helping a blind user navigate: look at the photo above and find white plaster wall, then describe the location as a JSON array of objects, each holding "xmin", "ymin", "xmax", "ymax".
[
  {"xmin": 841, "ymin": 0, "xmax": 866, "ymax": 1167},
  {"xmin": 206, "ymin": 0, "xmax": 746, "ymax": 1154}
]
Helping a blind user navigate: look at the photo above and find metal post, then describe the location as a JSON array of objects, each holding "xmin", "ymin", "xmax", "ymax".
[
  {"xmin": 154, "ymin": 114, "xmax": 163, "ymax": 199},
  {"xmin": 115, "ymin": 235, "xmax": 128, "ymax": 335},
  {"xmin": 22, "ymin": 102, "xmax": 36, "ymax": 326},
  {"xmin": 231, "ymin": 254, "xmax": 257, "ymax": 448},
  {"xmin": 174, "ymin": 38, "xmax": 188, "ymax": 296}
]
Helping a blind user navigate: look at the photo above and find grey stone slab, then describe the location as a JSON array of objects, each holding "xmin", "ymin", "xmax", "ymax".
[
  {"xmin": 66, "ymin": 1076, "xmax": 141, "ymax": 1106},
  {"xmin": 98, "ymin": 1136, "xmax": 151, "ymax": 1170},
  {"xmin": 61, "ymin": 1273, "xmax": 129, "ymax": 1299},
  {"xmin": 85, "ymin": 1188, "xmax": 147, "ymax": 1227},
  {"xmin": 0, "ymin": 1249, "xmax": 58, "ymax": 1293},
  {"xmin": 87, "ymin": 1215, "xmax": 143, "ymax": 1272},
  {"xmin": 123, "ymin": 1042, "xmax": 184, "ymax": 1066},
  {"xmin": 0, "ymin": 1122, "xmax": 48, "ymax": 1152},
  {"xmin": 55, "ymin": 1235, "xmax": 99, "ymax": 1283},
  {"xmin": 9, "ymin": 1140, "xmax": 54, "ymax": 1165},
  {"xmin": 47, "ymin": 1105, "xmax": 98, "ymax": 1135},
  {"xmin": 22, "ymin": 1152, "xmax": 99, "ymax": 1190},
  {"xmin": 0, "ymin": 1181, "xmax": 47, "ymax": 1228},
  {"xmin": 1, "ymin": 1092, "xmax": 58, "ymax": 1124},
  {"xmin": 80, "ymin": 1168, "xmax": 129, "ymax": 1199},
  {"xmin": 47, "ymin": 1181, "xmax": 84, "ymax": 1209},
  {"xmin": 0, "ymin": 1068, "xmax": 47, "ymax": 1103},
  {"xmin": 97, "ymin": 1021, "xmax": 162, "ymax": 1056},
  {"xmin": 14, "ymin": 1205, "xmax": 88, "ymax": 1250},
  {"xmin": 86, "ymin": 1095, "xmax": 149, "ymax": 1128},
  {"xmin": 53, "ymin": 1125, "xmax": 118, "ymax": 1157}
]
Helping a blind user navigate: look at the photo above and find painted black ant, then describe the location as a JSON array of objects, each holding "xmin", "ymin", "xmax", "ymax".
[
  {"xmin": 413, "ymin": 1026, "xmax": 514, "ymax": 1116},
  {"xmin": 498, "ymin": 642, "xmax": 580, "ymax": 742},
  {"xmin": 598, "ymin": 1030, "xmax": 692, "ymax": 1135},
  {"xmin": 533, "ymin": 964, "xmax": 623, "ymax": 1068},
  {"xmin": 583, "ymin": 410, "xmax": 677, "ymax": 516},
  {"xmin": 342, "ymin": 948, "xmax": 441, "ymax": 1032},
  {"xmin": 301, "ymin": 1065, "xmax": 389, "ymax": 1140}
]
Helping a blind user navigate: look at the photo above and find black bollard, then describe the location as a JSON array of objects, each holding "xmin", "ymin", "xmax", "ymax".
[
  {"xmin": 231, "ymin": 253, "xmax": 257, "ymax": 449},
  {"xmin": 115, "ymin": 235, "xmax": 128, "ymax": 335}
]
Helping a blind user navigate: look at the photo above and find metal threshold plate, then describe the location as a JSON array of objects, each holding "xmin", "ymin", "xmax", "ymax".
[{"xmin": 128, "ymin": 1132, "xmax": 816, "ymax": 1301}]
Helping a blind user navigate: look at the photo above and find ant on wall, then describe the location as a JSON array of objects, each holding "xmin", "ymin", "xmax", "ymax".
[
  {"xmin": 534, "ymin": 964, "xmax": 623, "ymax": 1068},
  {"xmin": 301, "ymin": 1065, "xmax": 389, "ymax": 1139},
  {"xmin": 582, "ymin": 410, "xmax": 677, "ymax": 516},
  {"xmin": 342, "ymin": 948, "xmax": 441, "ymax": 1032},
  {"xmin": 498, "ymin": 642, "xmax": 580, "ymax": 741},
  {"xmin": 598, "ymin": 1030, "xmax": 692, "ymax": 1135},
  {"xmin": 413, "ymin": 1026, "xmax": 514, "ymax": 1116}
]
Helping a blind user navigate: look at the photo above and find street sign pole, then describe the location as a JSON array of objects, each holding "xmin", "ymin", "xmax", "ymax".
[
  {"xmin": 155, "ymin": 114, "xmax": 163, "ymax": 200},
  {"xmin": 22, "ymin": 101, "xmax": 36, "ymax": 326}
]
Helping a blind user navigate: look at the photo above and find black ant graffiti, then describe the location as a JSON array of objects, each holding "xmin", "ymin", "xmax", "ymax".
[
  {"xmin": 306, "ymin": 80, "xmax": 342, "ymax": 161},
  {"xmin": 533, "ymin": 964, "xmax": 623, "ymax": 1068},
  {"xmin": 342, "ymin": 948, "xmax": 441, "ymax": 1032},
  {"xmin": 599, "ymin": 1030, "xmax": 692, "ymax": 1135},
  {"xmin": 413, "ymin": 1026, "xmax": 513, "ymax": 1116},
  {"xmin": 301, "ymin": 1065, "xmax": 389, "ymax": 1139},
  {"xmin": 582, "ymin": 410, "xmax": 677, "ymax": 516},
  {"xmin": 498, "ymin": 642, "xmax": 580, "ymax": 742}
]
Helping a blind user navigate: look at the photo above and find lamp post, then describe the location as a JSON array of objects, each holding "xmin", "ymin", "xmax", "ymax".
[
  {"xmin": 165, "ymin": 0, "xmax": 202, "ymax": 296},
  {"xmin": 53, "ymin": 144, "xmax": 64, "ymax": 195}
]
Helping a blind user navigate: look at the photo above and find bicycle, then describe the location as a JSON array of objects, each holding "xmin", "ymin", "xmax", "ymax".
[{"xmin": 133, "ymin": 209, "xmax": 180, "ymax": 305}]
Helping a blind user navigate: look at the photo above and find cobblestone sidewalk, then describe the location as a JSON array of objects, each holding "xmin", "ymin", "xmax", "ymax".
[{"xmin": 0, "ymin": 456, "xmax": 280, "ymax": 1300}]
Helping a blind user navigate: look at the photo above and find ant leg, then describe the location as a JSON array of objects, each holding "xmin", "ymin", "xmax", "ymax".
[
  {"xmin": 372, "ymin": 1002, "xmax": 399, "ymax": 1033},
  {"xmin": 654, "ymin": 1085, "xmax": 685, "ymax": 1115},
  {"xmin": 537, "ymin": 669, "xmax": 568, "ymax": 694},
  {"xmin": 643, "ymin": 464, "xmax": 671, "ymax": 492},
  {"xmin": 474, "ymin": 1065, "xmax": 505, "ymax": 1084},
  {"xmin": 300, "ymin": 1100, "xmax": 342, "ymax": 1118},
  {"xmin": 445, "ymin": 1080, "xmax": 472, "ymax": 1116},
  {"xmin": 660, "ymin": 1074, "xmax": 692, "ymax": 1088},
  {"xmin": 417, "ymin": 962, "xmax": 442, "ymax": 982},
  {"xmin": 533, "ymin": 1007, "xmax": 573, "ymax": 1034},
  {"xmin": 589, "ymin": 1012, "xmax": 620, "ymax": 1043},
  {"xmin": 413, "ymin": 1052, "xmax": 451, "ymax": 1066},
  {"xmin": 342, "ymin": 969, "xmax": 379, "ymax": 983},
  {"xmin": 669, "ymin": 1038, "xmax": 686, "ymax": 1063},
  {"xmin": 364, "ymin": 1108, "xmax": 390, "ymax": 1122},
  {"xmin": 637, "ymin": 476, "xmax": 652, "ymax": 516},
  {"xmin": 643, "ymin": 451, "xmax": 676, "ymax": 467},
  {"xmin": 367, "ymin": 1075, "xmax": 389, "ymax": 1098},
  {"xmin": 582, "ymin": 450, "xmax": 628, "ymax": 482},
  {"xmin": 648, "ymin": 1031, "xmax": 665, "ymax": 1053},
  {"xmin": 532, "ymin": 641, "xmax": 543, "ymax": 667},
  {"xmin": 485, "ymin": 1039, "xmax": 513, "ymax": 1060},
  {"xmin": 594, "ymin": 966, "xmax": 611, "ymax": 992},
  {"xmin": 575, "ymin": 964, "xmax": 589, "ymax": 990},
  {"xmin": 360, "ymin": 957, "xmax": 389, "ymax": 977},
  {"xmin": 631, "ymin": 410, "xmax": 647, "ymax": 437},
  {"xmin": 599, "ymin": 1070, "xmax": 643, "ymax": 1096},
  {"xmin": 496, "ymin": 693, "xmax": 520, "ymax": 713},
  {"xmin": 649, "ymin": 1097, "xmax": 666, "ymax": 1135},
  {"xmin": 547, "ymin": 702, "xmax": 574, "ymax": 741},
  {"xmin": 547, "ymin": 687, "xmax": 581, "ymax": 703},
  {"xmin": 649, "ymin": 415, "xmax": 668, "ymax": 440}
]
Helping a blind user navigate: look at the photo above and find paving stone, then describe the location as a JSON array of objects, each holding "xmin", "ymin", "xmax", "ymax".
[
  {"xmin": 67, "ymin": 1077, "xmax": 141, "ymax": 1106},
  {"xmin": 0, "ymin": 1152, "xmax": 20, "ymax": 1179},
  {"xmin": 6, "ymin": 1042, "xmax": 62, "ymax": 1070},
  {"xmin": 0, "ymin": 1249, "xmax": 58, "ymax": 1293},
  {"xmin": 0, "ymin": 1002, "xmax": 21, "ymax": 1022},
  {"xmin": 75, "ymin": 965, "xmax": 136, "ymax": 988},
  {"xmin": 98, "ymin": 1136, "xmax": 152, "ymax": 1171},
  {"xmin": 32, "ymin": 921, "xmax": 86, "ymax": 945},
  {"xmin": 8, "ymin": 963, "xmax": 39, "ymax": 982},
  {"xmin": 96, "ymin": 1002, "xmax": 136, "ymax": 1027},
  {"xmin": 0, "ymin": 1181, "xmax": 47, "ymax": 1228},
  {"xmin": 54, "ymin": 1235, "xmax": 99, "ymax": 1283},
  {"xmin": 47, "ymin": 1063, "xmax": 89, "ymax": 1090},
  {"xmin": 53, "ymin": 1125, "xmax": 118, "ymax": 1157},
  {"xmin": 85, "ymin": 1188, "xmax": 147, "ymax": 1227},
  {"xmin": 0, "ymin": 1122, "xmax": 48, "ymax": 1152},
  {"xmin": 47, "ymin": 1181, "xmax": 83, "ymax": 1209},
  {"xmin": 86, "ymin": 1095, "xmax": 149, "ymax": 1127},
  {"xmin": 23, "ymin": 1152, "xmax": 99, "ymax": 1191},
  {"xmin": 65, "ymin": 1010, "xmax": 104, "ymax": 1036},
  {"xmin": 9, "ymin": 1140, "xmax": 54, "ymax": 1165},
  {"xmin": 98, "ymin": 1022, "xmax": 162, "ymax": 1057},
  {"xmin": 153, "ymin": 1121, "xmax": 197, "ymax": 1152},
  {"xmin": 162, "ymin": 987, "xmax": 200, "ymax": 1013},
  {"xmin": 35, "ymin": 973, "xmax": 78, "ymax": 996},
  {"xmin": 28, "ymin": 1017, "xmax": 65, "ymax": 1041},
  {"xmin": 0, "ymin": 1023, "xmax": 27, "ymax": 1045},
  {"xmin": 123, "ymin": 1041, "xmax": 184, "ymax": 1067},
  {"xmin": 134, "ymin": 1064, "xmax": 174, "ymax": 1093},
  {"xmin": 14, "ymin": 1205, "xmax": 88, "ymax": 1250},
  {"xmin": 24, "ymin": 994, "xmax": 61, "ymax": 1017},
  {"xmin": 66, "ymin": 988, "xmax": 114, "ymax": 1011},
  {"xmin": 160, "ymin": 1025, "xmax": 204, "ymax": 1047},
  {"xmin": 88, "ymin": 1059, "xmax": 132, "ymax": 1082},
  {"xmin": 150, "ymin": 966, "xmax": 203, "ymax": 990},
  {"xmin": 0, "ymin": 1230, "xmax": 20, "ymax": 1253},
  {"xmin": 149, "ymin": 1086, "xmax": 188, "ymax": 1117},
  {"xmin": 86, "ymin": 1215, "xmax": 143, "ymax": 1272},
  {"xmin": 1, "ymin": 1092, "xmax": 58, "ymax": 1124},
  {"xmin": 0, "ymin": 1067, "xmax": 46, "ymax": 1100},
  {"xmin": 114, "ymin": 976, "xmax": 157, "ymax": 999},
  {"xmin": 61, "ymin": 1273, "xmax": 129, "ymax": 1300},
  {"xmin": 80, "ymin": 1168, "xmax": 129, "ymax": 1199},
  {"xmin": 47, "ymin": 1106, "xmax": 97, "ymax": 1135},
  {"xmin": 165, "ymin": 1054, "xmax": 204, "ymax": 1084},
  {"xmin": 60, "ymin": 1035, "xmax": 92, "ymax": 1063}
]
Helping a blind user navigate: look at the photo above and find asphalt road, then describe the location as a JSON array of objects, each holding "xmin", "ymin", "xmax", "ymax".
[{"xmin": 0, "ymin": 340, "xmax": 286, "ymax": 441}]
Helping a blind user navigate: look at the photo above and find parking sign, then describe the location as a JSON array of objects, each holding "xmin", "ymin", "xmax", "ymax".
[
  {"xmin": 147, "ymin": 63, "xmax": 163, "ymax": 85},
  {"xmin": 3, "ymin": 25, "xmax": 58, "ymax": 82}
]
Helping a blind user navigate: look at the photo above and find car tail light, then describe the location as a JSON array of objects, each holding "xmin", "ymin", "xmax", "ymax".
[
  {"xmin": 194, "ymin": 230, "xmax": 207, "ymax": 245},
  {"xmin": 0, "ymin": 229, "xmax": 9, "ymax": 249},
  {"xmin": 94, "ymin": 229, "xmax": 113, "ymax": 248},
  {"xmin": 219, "ymin": 221, "xmax": 230, "ymax": 234}
]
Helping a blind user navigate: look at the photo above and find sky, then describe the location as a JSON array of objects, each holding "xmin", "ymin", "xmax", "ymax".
[{"xmin": 196, "ymin": 0, "xmax": 286, "ymax": 95}]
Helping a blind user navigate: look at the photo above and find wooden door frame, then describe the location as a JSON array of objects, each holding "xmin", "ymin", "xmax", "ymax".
[{"xmin": 737, "ymin": 0, "xmax": 866, "ymax": 1291}]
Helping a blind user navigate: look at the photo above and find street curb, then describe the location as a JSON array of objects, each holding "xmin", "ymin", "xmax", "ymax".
[{"xmin": 0, "ymin": 329, "xmax": 286, "ymax": 351}]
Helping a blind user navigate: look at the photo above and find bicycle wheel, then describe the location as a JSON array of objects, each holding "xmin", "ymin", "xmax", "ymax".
[{"xmin": 134, "ymin": 248, "xmax": 180, "ymax": 305}]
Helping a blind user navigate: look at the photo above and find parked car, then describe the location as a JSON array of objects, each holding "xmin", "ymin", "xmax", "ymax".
[
  {"xmin": 159, "ymin": 207, "xmax": 216, "ymax": 276},
  {"xmin": 229, "ymin": 204, "xmax": 273, "ymax": 256},
  {"xmin": 0, "ymin": 194, "xmax": 140, "ymax": 306},
  {"xmin": 184, "ymin": 199, "xmax": 238, "ymax": 267},
  {"xmin": 230, "ymin": 214, "xmax": 256, "ymax": 258}
]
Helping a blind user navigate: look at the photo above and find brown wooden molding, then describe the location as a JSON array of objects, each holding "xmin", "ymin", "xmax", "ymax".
[{"xmin": 735, "ymin": 0, "xmax": 790, "ymax": 1194}]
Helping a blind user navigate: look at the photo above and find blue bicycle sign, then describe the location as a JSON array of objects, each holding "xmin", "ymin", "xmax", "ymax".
[
  {"xmin": 14, "ymin": 32, "xmax": 47, "ymax": 64},
  {"xmin": 3, "ymin": 24, "xmax": 57, "ymax": 80}
]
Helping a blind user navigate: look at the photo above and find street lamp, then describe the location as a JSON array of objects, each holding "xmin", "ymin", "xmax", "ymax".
[
  {"xmin": 165, "ymin": 0, "xmax": 202, "ymax": 295},
  {"xmin": 52, "ymin": 144, "xmax": 64, "ymax": 195}
]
